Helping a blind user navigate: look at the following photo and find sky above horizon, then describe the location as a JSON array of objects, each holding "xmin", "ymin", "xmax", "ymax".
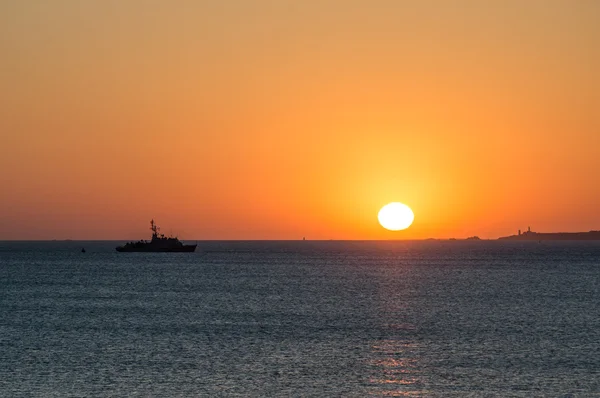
[{"xmin": 1, "ymin": 1, "xmax": 599, "ymax": 240}]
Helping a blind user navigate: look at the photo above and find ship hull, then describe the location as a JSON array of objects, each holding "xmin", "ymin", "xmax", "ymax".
[{"xmin": 116, "ymin": 245, "xmax": 197, "ymax": 253}]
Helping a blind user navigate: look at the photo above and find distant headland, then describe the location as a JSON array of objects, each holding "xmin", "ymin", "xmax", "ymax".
[{"xmin": 498, "ymin": 227, "xmax": 600, "ymax": 241}]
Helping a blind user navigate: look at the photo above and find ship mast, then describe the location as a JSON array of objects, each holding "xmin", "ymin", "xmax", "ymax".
[{"xmin": 150, "ymin": 219, "xmax": 160, "ymax": 238}]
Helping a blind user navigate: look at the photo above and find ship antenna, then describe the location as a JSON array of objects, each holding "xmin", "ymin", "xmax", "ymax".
[{"xmin": 150, "ymin": 219, "xmax": 158, "ymax": 237}]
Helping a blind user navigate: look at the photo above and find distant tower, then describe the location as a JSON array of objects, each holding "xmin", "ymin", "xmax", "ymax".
[
  {"xmin": 518, "ymin": 229, "xmax": 521, "ymax": 236},
  {"xmin": 528, "ymin": 226, "xmax": 531, "ymax": 233}
]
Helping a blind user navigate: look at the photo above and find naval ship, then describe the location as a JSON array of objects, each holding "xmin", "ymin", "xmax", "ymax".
[{"xmin": 116, "ymin": 220, "xmax": 197, "ymax": 252}]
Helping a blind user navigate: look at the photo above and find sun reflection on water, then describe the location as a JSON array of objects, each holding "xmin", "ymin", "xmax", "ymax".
[{"xmin": 369, "ymin": 339, "xmax": 428, "ymax": 397}]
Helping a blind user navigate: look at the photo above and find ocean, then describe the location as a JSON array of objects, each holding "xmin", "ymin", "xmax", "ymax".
[{"xmin": 1, "ymin": 240, "xmax": 599, "ymax": 397}]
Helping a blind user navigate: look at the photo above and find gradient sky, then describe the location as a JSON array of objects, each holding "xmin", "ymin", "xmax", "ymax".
[{"xmin": 1, "ymin": 1, "xmax": 599, "ymax": 240}]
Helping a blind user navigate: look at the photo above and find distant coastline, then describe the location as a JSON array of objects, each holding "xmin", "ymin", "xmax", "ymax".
[
  {"xmin": 498, "ymin": 227, "xmax": 600, "ymax": 241},
  {"xmin": 4, "ymin": 228, "xmax": 600, "ymax": 242}
]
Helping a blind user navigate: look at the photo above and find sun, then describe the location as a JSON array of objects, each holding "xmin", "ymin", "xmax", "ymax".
[{"xmin": 378, "ymin": 202, "xmax": 414, "ymax": 231}]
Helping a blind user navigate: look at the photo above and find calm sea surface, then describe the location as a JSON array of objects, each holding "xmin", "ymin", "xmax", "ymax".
[{"xmin": 1, "ymin": 240, "xmax": 599, "ymax": 397}]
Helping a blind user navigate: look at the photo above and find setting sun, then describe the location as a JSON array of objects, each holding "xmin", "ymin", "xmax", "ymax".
[{"xmin": 378, "ymin": 202, "xmax": 415, "ymax": 231}]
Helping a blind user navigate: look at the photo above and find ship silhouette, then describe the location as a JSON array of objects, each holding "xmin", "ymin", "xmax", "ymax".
[{"xmin": 116, "ymin": 220, "xmax": 197, "ymax": 252}]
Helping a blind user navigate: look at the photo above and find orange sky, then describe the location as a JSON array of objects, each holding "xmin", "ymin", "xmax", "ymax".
[{"xmin": 1, "ymin": 1, "xmax": 599, "ymax": 240}]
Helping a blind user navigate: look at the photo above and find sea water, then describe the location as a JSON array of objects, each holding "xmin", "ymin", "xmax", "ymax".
[{"xmin": 1, "ymin": 240, "xmax": 599, "ymax": 397}]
